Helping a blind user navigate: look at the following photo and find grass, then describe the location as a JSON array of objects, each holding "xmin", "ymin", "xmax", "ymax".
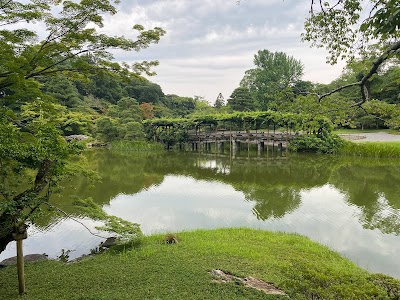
[
  {"xmin": 109, "ymin": 140, "xmax": 164, "ymax": 152},
  {"xmin": 1, "ymin": 228, "xmax": 399, "ymax": 300},
  {"xmin": 333, "ymin": 128, "xmax": 399, "ymax": 134},
  {"xmin": 338, "ymin": 141, "xmax": 400, "ymax": 157}
]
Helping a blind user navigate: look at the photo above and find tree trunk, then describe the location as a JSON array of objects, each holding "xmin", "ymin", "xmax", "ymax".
[
  {"xmin": 0, "ymin": 224, "xmax": 14, "ymax": 253},
  {"xmin": 0, "ymin": 159, "xmax": 53, "ymax": 254}
]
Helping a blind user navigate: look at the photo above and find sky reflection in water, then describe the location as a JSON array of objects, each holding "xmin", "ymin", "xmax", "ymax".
[{"xmin": 104, "ymin": 176, "xmax": 400, "ymax": 278}]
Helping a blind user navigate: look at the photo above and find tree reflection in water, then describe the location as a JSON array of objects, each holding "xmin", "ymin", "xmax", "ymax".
[{"xmin": 48, "ymin": 150, "xmax": 400, "ymax": 237}]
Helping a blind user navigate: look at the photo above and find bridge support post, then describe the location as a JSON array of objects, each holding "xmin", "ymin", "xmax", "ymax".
[
  {"xmin": 199, "ymin": 142, "xmax": 204, "ymax": 152},
  {"xmin": 257, "ymin": 141, "xmax": 264, "ymax": 156},
  {"xmin": 217, "ymin": 141, "xmax": 224, "ymax": 153},
  {"xmin": 232, "ymin": 140, "xmax": 240, "ymax": 155},
  {"xmin": 278, "ymin": 142, "xmax": 283, "ymax": 151}
]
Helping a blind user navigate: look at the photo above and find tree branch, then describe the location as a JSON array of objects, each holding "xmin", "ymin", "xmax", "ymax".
[
  {"xmin": 0, "ymin": 0, "xmax": 13, "ymax": 10},
  {"xmin": 25, "ymin": 49, "xmax": 90, "ymax": 79},
  {"xmin": 44, "ymin": 202, "xmax": 107, "ymax": 239},
  {"xmin": 360, "ymin": 40, "xmax": 400, "ymax": 86},
  {"xmin": 318, "ymin": 82, "xmax": 360, "ymax": 101},
  {"xmin": 318, "ymin": 39, "xmax": 400, "ymax": 104}
]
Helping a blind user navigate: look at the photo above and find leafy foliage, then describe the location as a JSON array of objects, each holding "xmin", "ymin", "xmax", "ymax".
[
  {"xmin": 144, "ymin": 111, "xmax": 335, "ymax": 151},
  {"xmin": 240, "ymin": 49, "xmax": 304, "ymax": 109},
  {"xmin": 290, "ymin": 134, "xmax": 344, "ymax": 154},
  {"xmin": 227, "ymin": 87, "xmax": 257, "ymax": 112},
  {"xmin": 303, "ymin": 0, "xmax": 400, "ymax": 64},
  {"xmin": 0, "ymin": 0, "xmax": 165, "ymax": 255},
  {"xmin": 73, "ymin": 197, "xmax": 142, "ymax": 241}
]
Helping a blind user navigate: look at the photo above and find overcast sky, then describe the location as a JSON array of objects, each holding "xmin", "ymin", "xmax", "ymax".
[{"xmin": 100, "ymin": 0, "xmax": 346, "ymax": 103}]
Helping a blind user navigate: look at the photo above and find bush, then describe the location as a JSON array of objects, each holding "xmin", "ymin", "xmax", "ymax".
[{"xmin": 290, "ymin": 134, "xmax": 344, "ymax": 154}]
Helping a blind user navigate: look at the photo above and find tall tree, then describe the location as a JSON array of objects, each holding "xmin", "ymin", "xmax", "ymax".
[
  {"xmin": 214, "ymin": 93, "xmax": 225, "ymax": 108},
  {"xmin": 240, "ymin": 49, "xmax": 304, "ymax": 110},
  {"xmin": 0, "ymin": 0, "xmax": 165, "ymax": 254}
]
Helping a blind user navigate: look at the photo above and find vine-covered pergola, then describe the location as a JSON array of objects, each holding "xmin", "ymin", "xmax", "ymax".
[{"xmin": 143, "ymin": 111, "xmax": 333, "ymax": 145}]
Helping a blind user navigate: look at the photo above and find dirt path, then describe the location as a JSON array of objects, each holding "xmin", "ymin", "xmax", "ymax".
[{"xmin": 339, "ymin": 132, "xmax": 400, "ymax": 142}]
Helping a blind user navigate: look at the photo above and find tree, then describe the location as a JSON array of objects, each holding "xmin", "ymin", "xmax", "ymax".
[
  {"xmin": 95, "ymin": 116, "xmax": 120, "ymax": 142},
  {"xmin": 89, "ymin": 71, "xmax": 125, "ymax": 104},
  {"xmin": 124, "ymin": 121, "xmax": 145, "ymax": 140},
  {"xmin": 191, "ymin": 95, "xmax": 215, "ymax": 116},
  {"xmin": 41, "ymin": 75, "xmax": 82, "ymax": 108},
  {"xmin": 370, "ymin": 66, "xmax": 400, "ymax": 104},
  {"xmin": 240, "ymin": 49, "xmax": 304, "ymax": 110},
  {"xmin": 139, "ymin": 102, "xmax": 155, "ymax": 119},
  {"xmin": 227, "ymin": 87, "xmax": 257, "ymax": 112},
  {"xmin": 0, "ymin": 0, "xmax": 165, "ymax": 254},
  {"xmin": 163, "ymin": 94, "xmax": 197, "ymax": 117},
  {"xmin": 303, "ymin": 0, "xmax": 400, "ymax": 104},
  {"xmin": 214, "ymin": 93, "xmax": 225, "ymax": 108}
]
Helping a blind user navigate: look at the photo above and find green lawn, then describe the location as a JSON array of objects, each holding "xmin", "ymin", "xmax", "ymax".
[
  {"xmin": 333, "ymin": 128, "xmax": 399, "ymax": 134},
  {"xmin": 0, "ymin": 228, "xmax": 398, "ymax": 300}
]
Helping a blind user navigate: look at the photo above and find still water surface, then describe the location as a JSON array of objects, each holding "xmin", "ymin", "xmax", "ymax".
[{"xmin": 1, "ymin": 150, "xmax": 399, "ymax": 278}]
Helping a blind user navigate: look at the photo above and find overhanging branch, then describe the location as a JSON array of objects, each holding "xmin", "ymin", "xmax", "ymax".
[{"xmin": 318, "ymin": 40, "xmax": 400, "ymax": 105}]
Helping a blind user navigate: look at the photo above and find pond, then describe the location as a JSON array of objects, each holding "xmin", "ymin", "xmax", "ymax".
[{"xmin": 1, "ymin": 149, "xmax": 400, "ymax": 278}]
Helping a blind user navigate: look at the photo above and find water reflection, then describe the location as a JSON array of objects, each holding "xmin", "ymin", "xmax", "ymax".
[{"xmin": 0, "ymin": 150, "xmax": 399, "ymax": 278}]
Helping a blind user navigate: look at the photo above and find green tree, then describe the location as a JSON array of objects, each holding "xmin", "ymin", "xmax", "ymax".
[
  {"xmin": 214, "ymin": 93, "xmax": 225, "ymax": 108},
  {"xmin": 0, "ymin": 1, "xmax": 165, "ymax": 94},
  {"xmin": 370, "ymin": 66, "xmax": 400, "ymax": 104},
  {"xmin": 58, "ymin": 111, "xmax": 95, "ymax": 136},
  {"xmin": 240, "ymin": 49, "xmax": 304, "ymax": 109},
  {"xmin": 41, "ymin": 75, "xmax": 82, "ymax": 108},
  {"xmin": 0, "ymin": 0, "xmax": 165, "ymax": 254},
  {"xmin": 191, "ymin": 95, "xmax": 215, "ymax": 116},
  {"xmin": 95, "ymin": 116, "xmax": 120, "ymax": 142},
  {"xmin": 124, "ymin": 121, "xmax": 145, "ymax": 140},
  {"xmin": 113, "ymin": 97, "xmax": 142, "ymax": 122},
  {"xmin": 227, "ymin": 87, "xmax": 257, "ymax": 112},
  {"xmin": 163, "ymin": 95, "xmax": 197, "ymax": 117},
  {"xmin": 89, "ymin": 71, "xmax": 125, "ymax": 104},
  {"xmin": 303, "ymin": 0, "xmax": 399, "ymax": 104}
]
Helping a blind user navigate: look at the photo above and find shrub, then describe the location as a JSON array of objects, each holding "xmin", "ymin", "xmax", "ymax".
[{"xmin": 290, "ymin": 134, "xmax": 344, "ymax": 153}]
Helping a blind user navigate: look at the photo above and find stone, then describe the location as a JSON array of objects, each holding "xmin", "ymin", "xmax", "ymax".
[
  {"xmin": 65, "ymin": 135, "xmax": 89, "ymax": 142},
  {"xmin": 100, "ymin": 237, "xmax": 118, "ymax": 248},
  {"xmin": 0, "ymin": 254, "xmax": 48, "ymax": 266},
  {"xmin": 209, "ymin": 269, "xmax": 287, "ymax": 296}
]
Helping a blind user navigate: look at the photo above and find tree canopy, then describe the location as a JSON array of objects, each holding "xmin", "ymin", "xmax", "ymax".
[
  {"xmin": 303, "ymin": 0, "xmax": 400, "ymax": 104},
  {"xmin": 0, "ymin": 0, "xmax": 165, "ymax": 254},
  {"xmin": 240, "ymin": 49, "xmax": 304, "ymax": 110},
  {"xmin": 228, "ymin": 87, "xmax": 257, "ymax": 112}
]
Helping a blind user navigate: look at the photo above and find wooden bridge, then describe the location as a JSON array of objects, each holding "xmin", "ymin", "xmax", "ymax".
[{"xmin": 185, "ymin": 130, "xmax": 298, "ymax": 154}]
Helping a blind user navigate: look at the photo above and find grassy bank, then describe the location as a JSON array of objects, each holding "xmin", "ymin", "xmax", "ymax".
[
  {"xmin": 1, "ymin": 228, "xmax": 399, "ymax": 299},
  {"xmin": 333, "ymin": 128, "xmax": 399, "ymax": 134},
  {"xmin": 109, "ymin": 140, "xmax": 164, "ymax": 152},
  {"xmin": 338, "ymin": 141, "xmax": 400, "ymax": 157}
]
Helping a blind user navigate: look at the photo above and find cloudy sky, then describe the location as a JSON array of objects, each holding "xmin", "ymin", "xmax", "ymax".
[{"xmin": 100, "ymin": 0, "xmax": 346, "ymax": 103}]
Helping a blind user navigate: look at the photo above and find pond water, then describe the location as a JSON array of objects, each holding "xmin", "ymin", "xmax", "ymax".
[{"xmin": 1, "ymin": 150, "xmax": 400, "ymax": 278}]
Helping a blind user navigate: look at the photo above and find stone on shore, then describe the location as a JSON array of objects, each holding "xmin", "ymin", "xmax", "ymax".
[{"xmin": 0, "ymin": 254, "xmax": 48, "ymax": 266}]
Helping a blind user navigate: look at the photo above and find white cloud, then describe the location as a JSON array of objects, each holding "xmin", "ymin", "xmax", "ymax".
[{"xmin": 96, "ymin": 0, "xmax": 346, "ymax": 101}]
